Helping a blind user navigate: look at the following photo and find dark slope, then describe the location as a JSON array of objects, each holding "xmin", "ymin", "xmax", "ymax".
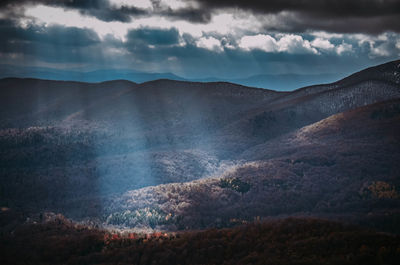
[
  {"xmin": 281, "ymin": 59, "xmax": 400, "ymax": 100},
  {"xmin": 0, "ymin": 78, "xmax": 137, "ymax": 128},
  {"xmin": 0, "ymin": 78, "xmax": 279, "ymax": 129},
  {"xmin": 212, "ymin": 60, "xmax": 400, "ymax": 156},
  {"xmin": 240, "ymin": 98, "xmax": 400, "ymax": 160},
  {"xmin": 105, "ymin": 99, "xmax": 400, "ymax": 232}
]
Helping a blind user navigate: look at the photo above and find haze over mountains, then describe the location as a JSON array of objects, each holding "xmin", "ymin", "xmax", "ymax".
[
  {"xmin": 0, "ymin": 60, "xmax": 399, "ymax": 235},
  {"xmin": 0, "ymin": 64, "xmax": 343, "ymax": 91}
]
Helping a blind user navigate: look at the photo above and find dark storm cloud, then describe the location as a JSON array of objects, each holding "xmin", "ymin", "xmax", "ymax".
[
  {"xmin": 78, "ymin": 5, "xmax": 145, "ymax": 22},
  {"xmin": 8, "ymin": 0, "xmax": 397, "ymax": 18},
  {"xmin": 0, "ymin": 18, "xmax": 102, "ymax": 64},
  {"xmin": 0, "ymin": 0, "xmax": 105, "ymax": 9},
  {"xmin": 2, "ymin": 0, "xmax": 399, "ymax": 33},
  {"xmin": 0, "ymin": 0, "xmax": 147, "ymax": 22},
  {"xmin": 195, "ymin": 0, "xmax": 400, "ymax": 34},
  {"xmin": 0, "ymin": 19, "xmax": 100, "ymax": 47},
  {"xmin": 61, "ymin": 0, "xmax": 148, "ymax": 22},
  {"xmin": 260, "ymin": 13, "xmax": 400, "ymax": 34},
  {"xmin": 0, "ymin": 19, "xmax": 108, "ymax": 65},
  {"xmin": 0, "ymin": 0, "xmax": 209, "ymax": 24},
  {"xmin": 127, "ymin": 28, "xmax": 180, "ymax": 46},
  {"xmin": 196, "ymin": 0, "xmax": 400, "ymax": 18},
  {"xmin": 0, "ymin": 0, "xmax": 398, "ymax": 80},
  {"xmin": 160, "ymin": 7, "xmax": 212, "ymax": 23},
  {"xmin": 124, "ymin": 28, "xmax": 181, "ymax": 59}
]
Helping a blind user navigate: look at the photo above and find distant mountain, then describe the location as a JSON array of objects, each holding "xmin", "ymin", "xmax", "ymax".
[
  {"xmin": 0, "ymin": 64, "xmax": 344, "ymax": 91},
  {"xmin": 0, "ymin": 65, "xmax": 186, "ymax": 83},
  {"xmin": 0, "ymin": 59, "xmax": 399, "ymax": 233},
  {"xmin": 231, "ymin": 73, "xmax": 344, "ymax": 91}
]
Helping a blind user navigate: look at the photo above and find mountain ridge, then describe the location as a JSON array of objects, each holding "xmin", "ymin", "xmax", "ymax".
[
  {"xmin": 0, "ymin": 59, "xmax": 399, "ymax": 234},
  {"xmin": 1, "ymin": 59, "xmax": 398, "ymax": 93}
]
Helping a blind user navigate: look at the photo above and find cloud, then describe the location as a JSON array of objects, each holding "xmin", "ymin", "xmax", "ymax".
[
  {"xmin": 277, "ymin": 34, "xmax": 318, "ymax": 54},
  {"xmin": 195, "ymin": 0, "xmax": 400, "ymax": 19},
  {"xmin": 0, "ymin": 19, "xmax": 100, "ymax": 47},
  {"xmin": 195, "ymin": 36, "xmax": 223, "ymax": 52},
  {"xmin": 0, "ymin": 0, "xmax": 399, "ymax": 81},
  {"xmin": 309, "ymin": 38, "xmax": 353, "ymax": 55},
  {"xmin": 196, "ymin": 0, "xmax": 400, "ymax": 34},
  {"xmin": 3, "ymin": 0, "xmax": 399, "ymax": 34},
  {"xmin": 110, "ymin": 0, "xmax": 153, "ymax": 10},
  {"xmin": 336, "ymin": 42, "xmax": 353, "ymax": 55},
  {"xmin": 311, "ymin": 32, "xmax": 344, "ymax": 40},
  {"xmin": 367, "ymin": 37, "xmax": 400, "ymax": 58},
  {"xmin": 159, "ymin": 6, "xmax": 212, "ymax": 23},
  {"xmin": 22, "ymin": 5, "xmax": 137, "ymax": 40},
  {"xmin": 348, "ymin": 32, "xmax": 400, "ymax": 58},
  {"xmin": 311, "ymin": 38, "xmax": 335, "ymax": 50},
  {"xmin": 0, "ymin": 0, "xmax": 210, "ymax": 24},
  {"xmin": 0, "ymin": 0, "xmax": 147, "ymax": 23},
  {"xmin": 19, "ymin": 4, "xmax": 261, "ymax": 41},
  {"xmin": 126, "ymin": 27, "xmax": 180, "ymax": 45},
  {"xmin": 239, "ymin": 34, "xmax": 318, "ymax": 54},
  {"xmin": 238, "ymin": 34, "xmax": 277, "ymax": 52},
  {"xmin": 3, "ymin": 0, "xmax": 399, "ymax": 19},
  {"xmin": 369, "ymin": 43, "xmax": 391, "ymax": 58}
]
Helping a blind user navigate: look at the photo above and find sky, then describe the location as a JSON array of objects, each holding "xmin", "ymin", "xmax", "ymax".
[{"xmin": 0, "ymin": 0, "xmax": 399, "ymax": 82}]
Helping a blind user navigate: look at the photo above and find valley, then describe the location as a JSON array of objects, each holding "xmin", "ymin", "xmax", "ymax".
[{"xmin": 1, "ymin": 60, "xmax": 400, "ymax": 264}]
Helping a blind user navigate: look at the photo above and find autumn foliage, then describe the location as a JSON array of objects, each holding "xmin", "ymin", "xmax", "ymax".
[{"xmin": 1, "ymin": 212, "xmax": 399, "ymax": 265}]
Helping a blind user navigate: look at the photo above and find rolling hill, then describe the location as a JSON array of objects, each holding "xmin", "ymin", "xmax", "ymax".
[{"xmin": 0, "ymin": 60, "xmax": 399, "ymax": 234}]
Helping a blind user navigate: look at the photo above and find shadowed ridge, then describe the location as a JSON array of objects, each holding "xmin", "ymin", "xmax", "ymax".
[
  {"xmin": 240, "ymin": 98, "xmax": 400, "ymax": 161},
  {"xmin": 0, "ymin": 77, "xmax": 94, "ymax": 86},
  {"xmin": 0, "ymin": 77, "xmax": 138, "ymax": 87},
  {"xmin": 1, "ymin": 59, "xmax": 399, "ymax": 95},
  {"xmin": 139, "ymin": 78, "xmax": 280, "ymax": 93},
  {"xmin": 98, "ymin": 79, "xmax": 137, "ymax": 86},
  {"xmin": 288, "ymin": 59, "xmax": 400, "ymax": 97},
  {"xmin": 334, "ymin": 59, "xmax": 400, "ymax": 86},
  {"xmin": 268, "ymin": 59, "xmax": 400, "ymax": 112},
  {"xmin": 208, "ymin": 60, "xmax": 400, "ymax": 157}
]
